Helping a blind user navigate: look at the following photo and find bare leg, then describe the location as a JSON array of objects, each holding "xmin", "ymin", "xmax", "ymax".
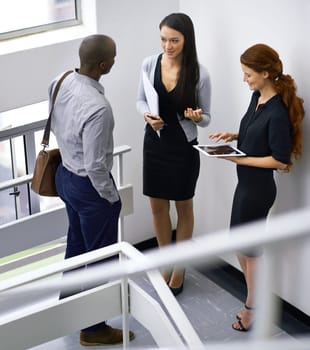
[
  {"xmin": 235, "ymin": 254, "xmax": 248, "ymax": 320},
  {"xmin": 237, "ymin": 254, "xmax": 247, "ymax": 274},
  {"xmin": 169, "ymin": 199, "xmax": 194, "ymax": 288},
  {"xmin": 233, "ymin": 255, "xmax": 258, "ymax": 330},
  {"xmin": 244, "ymin": 256, "xmax": 258, "ymax": 308},
  {"xmin": 149, "ymin": 197, "xmax": 172, "ymax": 282}
]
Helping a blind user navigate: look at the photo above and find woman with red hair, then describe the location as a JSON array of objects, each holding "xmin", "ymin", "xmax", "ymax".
[{"xmin": 209, "ymin": 43, "xmax": 304, "ymax": 331}]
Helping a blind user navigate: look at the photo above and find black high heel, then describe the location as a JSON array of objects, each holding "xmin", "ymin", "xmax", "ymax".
[
  {"xmin": 169, "ymin": 282, "xmax": 184, "ymax": 296},
  {"xmin": 169, "ymin": 270, "xmax": 185, "ymax": 296}
]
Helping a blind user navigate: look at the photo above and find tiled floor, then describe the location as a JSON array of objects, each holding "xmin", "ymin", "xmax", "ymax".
[{"xmin": 28, "ymin": 268, "xmax": 290, "ymax": 349}]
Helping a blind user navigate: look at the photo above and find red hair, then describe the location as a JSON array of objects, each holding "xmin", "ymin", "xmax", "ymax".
[{"xmin": 241, "ymin": 44, "xmax": 304, "ymax": 164}]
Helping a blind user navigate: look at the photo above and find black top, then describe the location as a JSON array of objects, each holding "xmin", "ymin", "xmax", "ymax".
[
  {"xmin": 238, "ymin": 91, "xmax": 291, "ymax": 163},
  {"xmin": 236, "ymin": 91, "xmax": 291, "ymax": 181}
]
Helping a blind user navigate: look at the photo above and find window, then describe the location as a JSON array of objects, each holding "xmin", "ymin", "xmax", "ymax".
[
  {"xmin": 0, "ymin": 102, "xmax": 62, "ymax": 225},
  {"xmin": 0, "ymin": 0, "xmax": 81, "ymax": 41}
]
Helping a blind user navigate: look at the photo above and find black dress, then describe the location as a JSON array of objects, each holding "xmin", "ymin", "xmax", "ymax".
[
  {"xmin": 230, "ymin": 91, "xmax": 291, "ymax": 256},
  {"xmin": 143, "ymin": 55, "xmax": 200, "ymax": 201}
]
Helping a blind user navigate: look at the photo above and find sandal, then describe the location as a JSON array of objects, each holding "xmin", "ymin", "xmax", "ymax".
[
  {"xmin": 232, "ymin": 319, "xmax": 252, "ymax": 332},
  {"xmin": 236, "ymin": 304, "xmax": 255, "ymax": 320},
  {"xmin": 233, "ymin": 304, "xmax": 255, "ymax": 332}
]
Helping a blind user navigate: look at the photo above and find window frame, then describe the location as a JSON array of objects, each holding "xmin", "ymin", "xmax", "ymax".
[{"xmin": 0, "ymin": 0, "xmax": 82, "ymax": 41}]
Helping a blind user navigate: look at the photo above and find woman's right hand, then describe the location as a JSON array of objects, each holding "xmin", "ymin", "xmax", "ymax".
[
  {"xmin": 209, "ymin": 132, "xmax": 238, "ymax": 142},
  {"xmin": 144, "ymin": 113, "xmax": 166, "ymax": 131}
]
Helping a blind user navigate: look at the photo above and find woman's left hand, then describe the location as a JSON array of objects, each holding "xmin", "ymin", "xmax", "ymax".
[{"xmin": 184, "ymin": 108, "xmax": 203, "ymax": 123}]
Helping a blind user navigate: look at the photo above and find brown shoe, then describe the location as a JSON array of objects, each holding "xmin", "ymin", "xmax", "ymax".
[{"xmin": 80, "ymin": 325, "xmax": 135, "ymax": 346}]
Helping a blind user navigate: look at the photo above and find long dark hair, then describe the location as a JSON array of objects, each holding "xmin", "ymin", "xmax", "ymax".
[
  {"xmin": 241, "ymin": 43, "xmax": 304, "ymax": 163},
  {"xmin": 160, "ymin": 13, "xmax": 200, "ymax": 113}
]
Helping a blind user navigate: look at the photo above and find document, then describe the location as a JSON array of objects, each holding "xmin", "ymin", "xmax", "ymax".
[
  {"xmin": 142, "ymin": 71, "xmax": 158, "ymax": 114},
  {"xmin": 142, "ymin": 71, "xmax": 160, "ymax": 136}
]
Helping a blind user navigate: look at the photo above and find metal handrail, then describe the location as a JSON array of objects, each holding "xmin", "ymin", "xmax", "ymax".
[
  {"xmin": 0, "ymin": 146, "xmax": 131, "ymax": 192},
  {"xmin": 0, "ymin": 101, "xmax": 132, "ymax": 222},
  {"xmin": 1, "ymin": 206, "xmax": 309, "ymax": 350},
  {"xmin": 3, "ymin": 206, "xmax": 309, "ymax": 293}
]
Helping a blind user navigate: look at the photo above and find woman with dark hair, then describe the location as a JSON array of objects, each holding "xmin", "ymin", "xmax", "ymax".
[
  {"xmin": 137, "ymin": 13, "xmax": 211, "ymax": 295},
  {"xmin": 209, "ymin": 43, "xmax": 304, "ymax": 331}
]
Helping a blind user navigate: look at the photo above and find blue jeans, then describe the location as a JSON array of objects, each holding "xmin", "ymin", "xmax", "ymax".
[{"xmin": 56, "ymin": 163, "xmax": 122, "ymax": 331}]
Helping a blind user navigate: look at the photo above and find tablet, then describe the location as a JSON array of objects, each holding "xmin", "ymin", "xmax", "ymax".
[{"xmin": 193, "ymin": 143, "xmax": 246, "ymax": 157}]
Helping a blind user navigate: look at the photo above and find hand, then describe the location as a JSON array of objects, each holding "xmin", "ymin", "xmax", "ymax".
[
  {"xmin": 144, "ymin": 113, "xmax": 166, "ymax": 131},
  {"xmin": 184, "ymin": 108, "xmax": 203, "ymax": 123},
  {"xmin": 209, "ymin": 132, "xmax": 237, "ymax": 143},
  {"xmin": 221, "ymin": 156, "xmax": 240, "ymax": 163}
]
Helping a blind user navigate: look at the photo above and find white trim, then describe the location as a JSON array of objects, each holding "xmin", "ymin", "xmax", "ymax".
[{"xmin": 0, "ymin": 0, "xmax": 96, "ymax": 55}]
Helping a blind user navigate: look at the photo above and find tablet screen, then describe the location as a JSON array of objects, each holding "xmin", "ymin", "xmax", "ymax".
[{"xmin": 194, "ymin": 144, "xmax": 246, "ymax": 157}]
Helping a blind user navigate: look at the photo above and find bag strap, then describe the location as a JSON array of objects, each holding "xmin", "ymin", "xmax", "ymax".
[{"xmin": 41, "ymin": 70, "xmax": 73, "ymax": 148}]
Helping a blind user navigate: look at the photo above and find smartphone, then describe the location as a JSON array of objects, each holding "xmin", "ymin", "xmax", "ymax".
[{"xmin": 147, "ymin": 114, "xmax": 158, "ymax": 120}]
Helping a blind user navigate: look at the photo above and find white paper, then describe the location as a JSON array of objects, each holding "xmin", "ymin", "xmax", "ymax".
[
  {"xmin": 142, "ymin": 71, "xmax": 160, "ymax": 137},
  {"xmin": 142, "ymin": 71, "xmax": 158, "ymax": 114}
]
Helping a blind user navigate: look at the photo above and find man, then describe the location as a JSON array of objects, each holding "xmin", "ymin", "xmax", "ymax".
[{"xmin": 50, "ymin": 34, "xmax": 134, "ymax": 346}]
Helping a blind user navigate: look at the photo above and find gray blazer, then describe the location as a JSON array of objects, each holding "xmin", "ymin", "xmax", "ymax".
[{"xmin": 136, "ymin": 54, "xmax": 211, "ymax": 142}]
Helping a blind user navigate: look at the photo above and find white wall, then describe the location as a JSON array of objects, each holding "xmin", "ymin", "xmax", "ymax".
[
  {"xmin": 0, "ymin": 0, "xmax": 309, "ymax": 315},
  {"xmin": 180, "ymin": 0, "xmax": 310, "ymax": 314},
  {"xmin": 94, "ymin": 0, "xmax": 180, "ymax": 243}
]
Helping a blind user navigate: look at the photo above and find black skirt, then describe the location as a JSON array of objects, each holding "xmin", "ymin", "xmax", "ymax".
[
  {"xmin": 143, "ymin": 126, "xmax": 200, "ymax": 200},
  {"xmin": 230, "ymin": 166, "xmax": 276, "ymax": 257}
]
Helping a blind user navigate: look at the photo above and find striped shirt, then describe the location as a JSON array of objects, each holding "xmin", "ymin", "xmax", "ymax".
[{"xmin": 49, "ymin": 70, "xmax": 119, "ymax": 203}]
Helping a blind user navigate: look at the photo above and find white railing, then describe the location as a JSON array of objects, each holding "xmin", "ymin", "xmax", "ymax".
[
  {"xmin": 0, "ymin": 101, "xmax": 131, "ymax": 223},
  {"xmin": 0, "ymin": 102, "xmax": 50, "ymax": 218},
  {"xmin": 0, "ymin": 206, "xmax": 309, "ymax": 349},
  {"xmin": 0, "ymin": 144, "xmax": 132, "ymax": 260},
  {"xmin": 0, "ymin": 145, "xmax": 131, "ymax": 192},
  {"xmin": 0, "ymin": 100, "xmax": 133, "ymax": 258}
]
